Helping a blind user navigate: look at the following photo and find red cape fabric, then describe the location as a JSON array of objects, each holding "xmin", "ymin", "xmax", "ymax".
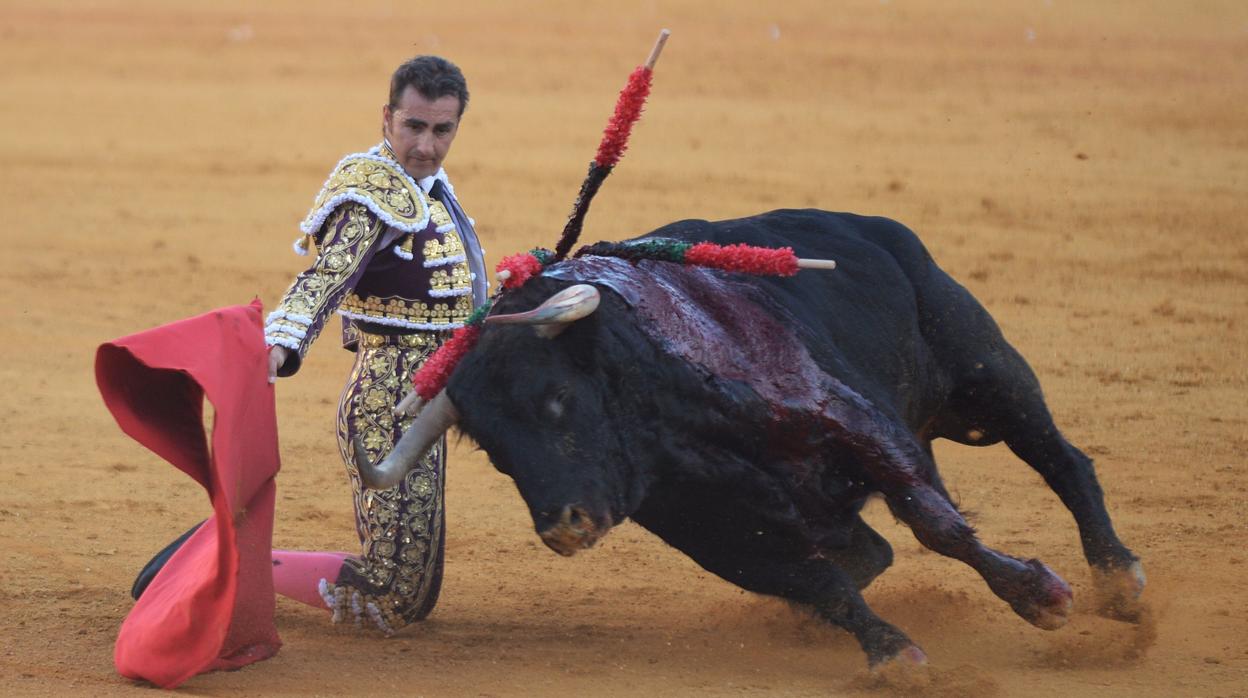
[{"xmin": 96, "ymin": 300, "xmax": 281, "ymax": 688}]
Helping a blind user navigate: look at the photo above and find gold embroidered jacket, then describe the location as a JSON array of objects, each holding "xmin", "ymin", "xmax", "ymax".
[{"xmin": 264, "ymin": 145, "xmax": 485, "ymax": 375}]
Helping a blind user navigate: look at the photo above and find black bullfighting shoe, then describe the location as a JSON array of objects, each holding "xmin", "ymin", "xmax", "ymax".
[{"xmin": 130, "ymin": 520, "xmax": 205, "ymax": 600}]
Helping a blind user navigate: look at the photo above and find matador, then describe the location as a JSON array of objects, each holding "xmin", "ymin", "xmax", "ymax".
[{"xmin": 132, "ymin": 56, "xmax": 487, "ymax": 635}]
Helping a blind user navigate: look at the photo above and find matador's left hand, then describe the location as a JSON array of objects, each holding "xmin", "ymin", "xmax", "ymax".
[{"xmin": 267, "ymin": 345, "xmax": 291, "ymax": 384}]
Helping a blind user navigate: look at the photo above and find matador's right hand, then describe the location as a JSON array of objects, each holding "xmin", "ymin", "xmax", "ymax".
[{"xmin": 267, "ymin": 345, "xmax": 291, "ymax": 384}]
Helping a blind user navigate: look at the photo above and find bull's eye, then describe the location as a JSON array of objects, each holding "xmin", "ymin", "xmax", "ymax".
[{"xmin": 545, "ymin": 386, "xmax": 571, "ymax": 421}]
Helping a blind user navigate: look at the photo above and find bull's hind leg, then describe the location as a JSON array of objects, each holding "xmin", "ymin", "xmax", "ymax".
[
  {"xmin": 913, "ymin": 260, "xmax": 1145, "ymax": 619},
  {"xmin": 1006, "ymin": 422, "xmax": 1144, "ymax": 619},
  {"xmin": 937, "ymin": 347, "xmax": 1144, "ymax": 618},
  {"xmin": 826, "ymin": 402, "xmax": 1075, "ymax": 629},
  {"xmin": 883, "ymin": 484, "xmax": 1075, "ymax": 629}
]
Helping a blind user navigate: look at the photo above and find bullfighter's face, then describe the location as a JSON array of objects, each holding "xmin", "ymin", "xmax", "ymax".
[{"xmin": 382, "ymin": 86, "xmax": 461, "ymax": 181}]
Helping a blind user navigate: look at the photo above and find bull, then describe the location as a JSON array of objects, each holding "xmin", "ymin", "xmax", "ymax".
[{"xmin": 357, "ymin": 209, "xmax": 1145, "ymax": 668}]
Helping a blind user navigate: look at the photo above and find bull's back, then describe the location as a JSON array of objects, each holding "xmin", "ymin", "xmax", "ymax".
[{"xmin": 642, "ymin": 209, "xmax": 948, "ymax": 424}]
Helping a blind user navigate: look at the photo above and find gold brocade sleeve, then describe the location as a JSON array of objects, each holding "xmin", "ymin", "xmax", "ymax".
[{"xmin": 265, "ymin": 202, "xmax": 386, "ymax": 376}]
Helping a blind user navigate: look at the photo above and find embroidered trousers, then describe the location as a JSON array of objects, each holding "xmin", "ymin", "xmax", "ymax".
[{"xmin": 324, "ymin": 329, "xmax": 448, "ymax": 633}]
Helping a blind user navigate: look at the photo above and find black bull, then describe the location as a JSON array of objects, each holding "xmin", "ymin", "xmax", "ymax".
[{"xmin": 359, "ymin": 209, "xmax": 1145, "ymax": 668}]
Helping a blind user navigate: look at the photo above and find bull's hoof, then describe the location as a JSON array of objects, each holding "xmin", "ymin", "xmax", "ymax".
[
  {"xmin": 869, "ymin": 643, "xmax": 929, "ymax": 673},
  {"xmin": 1026, "ymin": 592, "xmax": 1074, "ymax": 630},
  {"xmin": 1012, "ymin": 559, "xmax": 1074, "ymax": 630},
  {"xmin": 858, "ymin": 644, "xmax": 932, "ymax": 691},
  {"xmin": 1092, "ymin": 560, "xmax": 1147, "ymax": 623}
]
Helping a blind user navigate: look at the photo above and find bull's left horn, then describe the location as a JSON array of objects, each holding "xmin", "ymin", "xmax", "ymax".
[
  {"xmin": 484, "ymin": 284, "xmax": 600, "ymax": 339},
  {"xmin": 355, "ymin": 390, "xmax": 459, "ymax": 490}
]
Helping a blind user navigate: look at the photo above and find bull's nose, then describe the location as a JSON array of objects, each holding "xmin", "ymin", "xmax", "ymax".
[
  {"xmin": 537, "ymin": 505, "xmax": 606, "ymax": 557},
  {"xmin": 536, "ymin": 505, "xmax": 591, "ymax": 533},
  {"xmin": 565, "ymin": 505, "xmax": 588, "ymax": 528}
]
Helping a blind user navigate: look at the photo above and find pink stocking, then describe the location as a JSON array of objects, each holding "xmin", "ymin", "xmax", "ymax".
[{"xmin": 271, "ymin": 550, "xmax": 353, "ymax": 609}]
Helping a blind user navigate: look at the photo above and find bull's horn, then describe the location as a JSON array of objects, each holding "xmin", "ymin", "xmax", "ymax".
[
  {"xmin": 355, "ymin": 390, "xmax": 459, "ymax": 490},
  {"xmin": 484, "ymin": 284, "xmax": 600, "ymax": 339}
]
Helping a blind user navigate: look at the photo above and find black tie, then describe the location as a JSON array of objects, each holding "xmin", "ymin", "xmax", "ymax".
[{"xmin": 427, "ymin": 179, "xmax": 445, "ymax": 203}]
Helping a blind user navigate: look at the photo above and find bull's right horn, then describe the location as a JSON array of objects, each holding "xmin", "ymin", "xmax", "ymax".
[
  {"xmin": 484, "ymin": 284, "xmax": 600, "ymax": 339},
  {"xmin": 354, "ymin": 390, "xmax": 459, "ymax": 490}
]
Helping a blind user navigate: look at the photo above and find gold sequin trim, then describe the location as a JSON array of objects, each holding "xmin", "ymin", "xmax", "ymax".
[
  {"xmin": 339, "ymin": 292, "xmax": 474, "ymax": 327},
  {"xmin": 421, "ymin": 232, "xmax": 465, "ymax": 263},
  {"xmin": 421, "ymin": 200, "xmax": 465, "ymax": 267},
  {"xmin": 355, "ymin": 330, "xmax": 440, "ymax": 349},
  {"xmin": 429, "ymin": 200, "xmax": 453, "ymax": 227},
  {"xmin": 429, "ymin": 265, "xmax": 473, "ymax": 294}
]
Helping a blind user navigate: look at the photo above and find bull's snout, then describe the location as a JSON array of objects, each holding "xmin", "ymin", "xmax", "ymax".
[{"xmin": 537, "ymin": 505, "xmax": 611, "ymax": 557}]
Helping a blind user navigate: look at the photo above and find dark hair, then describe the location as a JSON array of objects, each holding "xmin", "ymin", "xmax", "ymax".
[{"xmin": 388, "ymin": 56, "xmax": 469, "ymax": 116}]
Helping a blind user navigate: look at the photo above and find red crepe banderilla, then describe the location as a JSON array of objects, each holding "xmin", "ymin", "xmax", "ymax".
[
  {"xmin": 410, "ymin": 30, "xmax": 673, "ymax": 404},
  {"xmin": 551, "ymin": 29, "xmax": 671, "ymax": 262}
]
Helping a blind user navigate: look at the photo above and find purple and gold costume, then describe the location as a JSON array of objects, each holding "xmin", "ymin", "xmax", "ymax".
[{"xmin": 265, "ymin": 142, "xmax": 486, "ymax": 633}]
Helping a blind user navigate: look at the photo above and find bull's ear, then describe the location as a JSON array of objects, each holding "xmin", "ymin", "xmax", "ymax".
[{"xmin": 484, "ymin": 284, "xmax": 600, "ymax": 339}]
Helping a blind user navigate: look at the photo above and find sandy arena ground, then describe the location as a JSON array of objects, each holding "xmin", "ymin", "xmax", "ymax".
[{"xmin": 1, "ymin": 1, "xmax": 1245, "ymax": 695}]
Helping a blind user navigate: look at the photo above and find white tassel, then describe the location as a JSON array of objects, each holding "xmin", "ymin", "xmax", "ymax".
[
  {"xmin": 350, "ymin": 591, "xmax": 364, "ymax": 627},
  {"xmin": 337, "ymin": 309, "xmax": 464, "ymax": 331},
  {"xmin": 264, "ymin": 334, "xmax": 301, "ymax": 350},
  {"xmin": 423, "ymin": 253, "xmax": 467, "ymax": 269},
  {"xmin": 429, "ymin": 287, "xmax": 472, "ymax": 298},
  {"xmin": 392, "ymin": 245, "xmax": 415, "ymax": 260},
  {"xmin": 283, "ymin": 311, "xmax": 314, "ymax": 326},
  {"xmin": 367, "ymin": 602, "xmax": 394, "ymax": 636},
  {"xmin": 293, "ymin": 237, "xmax": 310, "ymax": 256},
  {"xmin": 264, "ymin": 322, "xmax": 308, "ymax": 339},
  {"xmin": 318, "ymin": 578, "xmax": 337, "ymax": 614}
]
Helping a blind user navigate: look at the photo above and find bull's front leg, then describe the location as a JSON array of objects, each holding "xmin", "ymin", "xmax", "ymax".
[
  {"xmin": 632, "ymin": 486, "xmax": 925, "ymax": 670},
  {"xmin": 839, "ymin": 417, "xmax": 1074, "ymax": 630},
  {"xmin": 729, "ymin": 555, "xmax": 929, "ymax": 669}
]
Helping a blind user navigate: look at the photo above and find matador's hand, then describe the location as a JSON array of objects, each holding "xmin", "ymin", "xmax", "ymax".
[
  {"xmin": 394, "ymin": 390, "xmax": 423, "ymax": 419},
  {"xmin": 267, "ymin": 345, "xmax": 291, "ymax": 384}
]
